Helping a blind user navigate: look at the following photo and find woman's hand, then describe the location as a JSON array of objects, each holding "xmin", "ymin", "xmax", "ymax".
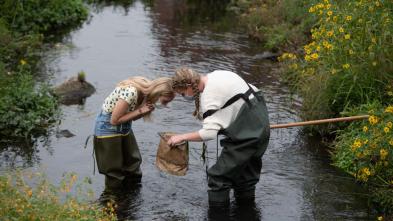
[
  {"xmin": 138, "ymin": 102, "xmax": 155, "ymax": 115},
  {"xmin": 167, "ymin": 134, "xmax": 185, "ymax": 147}
]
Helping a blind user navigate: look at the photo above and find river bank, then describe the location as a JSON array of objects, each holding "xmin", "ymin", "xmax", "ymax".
[{"xmin": 235, "ymin": 0, "xmax": 393, "ymax": 217}]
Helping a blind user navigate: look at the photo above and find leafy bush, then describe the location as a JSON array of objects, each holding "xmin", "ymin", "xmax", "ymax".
[
  {"xmin": 280, "ymin": 0, "xmax": 393, "ymax": 121},
  {"xmin": 0, "ymin": 0, "xmax": 88, "ymax": 34},
  {"xmin": 0, "ymin": 20, "xmax": 42, "ymax": 71},
  {"xmin": 0, "ymin": 171, "xmax": 116, "ymax": 220},
  {"xmin": 333, "ymin": 103, "xmax": 393, "ymax": 213},
  {"xmin": 0, "ymin": 69, "xmax": 59, "ymax": 141}
]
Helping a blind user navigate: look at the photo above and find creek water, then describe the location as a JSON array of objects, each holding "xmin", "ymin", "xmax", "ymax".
[{"xmin": 0, "ymin": 0, "xmax": 374, "ymax": 220}]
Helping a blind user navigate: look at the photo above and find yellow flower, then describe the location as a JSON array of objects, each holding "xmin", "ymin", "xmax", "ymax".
[
  {"xmin": 363, "ymin": 126, "xmax": 368, "ymax": 132},
  {"xmin": 331, "ymin": 69, "xmax": 337, "ymax": 74},
  {"xmin": 327, "ymin": 11, "xmax": 333, "ymax": 16},
  {"xmin": 390, "ymin": 139, "xmax": 393, "ymax": 146},
  {"xmin": 375, "ymin": 1, "xmax": 381, "ymax": 7},
  {"xmin": 305, "ymin": 55, "xmax": 311, "ymax": 62},
  {"xmin": 353, "ymin": 139, "xmax": 362, "ymax": 149},
  {"xmin": 387, "ymin": 122, "xmax": 392, "ymax": 128},
  {"xmin": 311, "ymin": 53, "xmax": 319, "ymax": 59},
  {"xmin": 309, "ymin": 6, "xmax": 315, "ymax": 13},
  {"xmin": 342, "ymin": 63, "xmax": 350, "ymax": 69},
  {"xmin": 356, "ymin": 152, "xmax": 364, "ymax": 158},
  {"xmin": 327, "ymin": 31, "xmax": 334, "ymax": 37},
  {"xmin": 333, "ymin": 16, "xmax": 337, "ymax": 22},
  {"xmin": 372, "ymin": 61, "xmax": 377, "ymax": 66},
  {"xmin": 380, "ymin": 149, "xmax": 388, "ymax": 160},
  {"xmin": 349, "ymin": 49, "xmax": 354, "ymax": 55},
  {"xmin": 372, "ymin": 38, "xmax": 377, "ymax": 44},
  {"xmin": 346, "ymin": 15, "xmax": 352, "ymax": 21},
  {"xmin": 378, "ymin": 216, "xmax": 383, "ymax": 221},
  {"xmin": 20, "ymin": 59, "xmax": 27, "ymax": 65},
  {"xmin": 385, "ymin": 106, "xmax": 393, "ymax": 113},
  {"xmin": 368, "ymin": 115, "xmax": 379, "ymax": 125},
  {"xmin": 290, "ymin": 63, "xmax": 298, "ymax": 70},
  {"xmin": 384, "ymin": 127, "xmax": 390, "ymax": 133},
  {"xmin": 27, "ymin": 189, "xmax": 33, "ymax": 197},
  {"xmin": 339, "ymin": 27, "xmax": 344, "ymax": 33},
  {"xmin": 344, "ymin": 34, "xmax": 351, "ymax": 40},
  {"xmin": 362, "ymin": 167, "xmax": 371, "ymax": 176}
]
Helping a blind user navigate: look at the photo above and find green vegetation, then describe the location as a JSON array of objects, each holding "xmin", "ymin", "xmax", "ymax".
[
  {"xmin": 277, "ymin": 0, "xmax": 393, "ymax": 215},
  {"xmin": 0, "ymin": 0, "xmax": 89, "ymax": 142},
  {"xmin": 0, "ymin": 171, "xmax": 116, "ymax": 220},
  {"xmin": 0, "ymin": 0, "xmax": 88, "ymax": 34},
  {"xmin": 228, "ymin": 0, "xmax": 318, "ymax": 51},
  {"xmin": 333, "ymin": 103, "xmax": 393, "ymax": 214}
]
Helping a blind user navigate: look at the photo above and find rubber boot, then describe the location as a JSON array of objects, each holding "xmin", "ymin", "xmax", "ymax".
[
  {"xmin": 208, "ymin": 189, "xmax": 230, "ymax": 207},
  {"xmin": 234, "ymin": 186, "xmax": 255, "ymax": 203},
  {"xmin": 99, "ymin": 175, "xmax": 123, "ymax": 204},
  {"xmin": 123, "ymin": 170, "xmax": 142, "ymax": 188}
]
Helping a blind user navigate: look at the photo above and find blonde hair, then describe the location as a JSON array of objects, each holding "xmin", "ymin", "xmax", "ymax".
[
  {"xmin": 118, "ymin": 76, "xmax": 174, "ymax": 119},
  {"xmin": 172, "ymin": 67, "xmax": 202, "ymax": 120}
]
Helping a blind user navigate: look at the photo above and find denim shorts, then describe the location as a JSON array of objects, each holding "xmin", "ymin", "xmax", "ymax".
[{"xmin": 94, "ymin": 111, "xmax": 132, "ymax": 137}]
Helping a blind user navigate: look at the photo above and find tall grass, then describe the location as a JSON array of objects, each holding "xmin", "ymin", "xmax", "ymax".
[{"xmin": 229, "ymin": 0, "xmax": 319, "ymax": 50}]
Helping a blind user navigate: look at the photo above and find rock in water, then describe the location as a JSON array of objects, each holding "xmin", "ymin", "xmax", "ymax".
[
  {"xmin": 56, "ymin": 129, "xmax": 75, "ymax": 138},
  {"xmin": 53, "ymin": 72, "xmax": 95, "ymax": 105}
]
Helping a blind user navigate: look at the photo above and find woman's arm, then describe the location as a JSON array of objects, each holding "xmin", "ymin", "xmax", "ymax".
[
  {"xmin": 110, "ymin": 99, "xmax": 153, "ymax": 125},
  {"xmin": 167, "ymin": 131, "xmax": 202, "ymax": 146}
]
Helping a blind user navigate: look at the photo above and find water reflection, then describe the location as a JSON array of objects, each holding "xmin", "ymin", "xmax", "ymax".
[{"xmin": 0, "ymin": 137, "xmax": 53, "ymax": 169}]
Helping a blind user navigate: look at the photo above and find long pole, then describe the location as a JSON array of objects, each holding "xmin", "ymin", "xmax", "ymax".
[{"xmin": 270, "ymin": 115, "xmax": 369, "ymax": 129}]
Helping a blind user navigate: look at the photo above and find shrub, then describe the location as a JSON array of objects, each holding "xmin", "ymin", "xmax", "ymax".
[
  {"xmin": 281, "ymin": 0, "xmax": 393, "ymax": 121},
  {"xmin": 0, "ymin": 20, "xmax": 42, "ymax": 71},
  {"xmin": 0, "ymin": 0, "xmax": 88, "ymax": 34},
  {"xmin": 333, "ymin": 103, "xmax": 393, "ymax": 213},
  {"xmin": 0, "ymin": 68, "xmax": 59, "ymax": 141},
  {"xmin": 0, "ymin": 171, "xmax": 116, "ymax": 220}
]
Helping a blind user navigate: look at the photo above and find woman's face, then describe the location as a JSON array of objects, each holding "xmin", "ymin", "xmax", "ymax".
[{"xmin": 177, "ymin": 86, "xmax": 194, "ymax": 97}]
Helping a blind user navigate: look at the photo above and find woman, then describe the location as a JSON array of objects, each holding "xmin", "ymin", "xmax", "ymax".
[
  {"xmin": 94, "ymin": 76, "xmax": 174, "ymax": 193},
  {"xmin": 167, "ymin": 68, "xmax": 270, "ymax": 206}
]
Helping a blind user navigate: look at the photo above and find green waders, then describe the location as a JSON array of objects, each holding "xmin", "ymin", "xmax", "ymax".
[
  {"xmin": 94, "ymin": 131, "xmax": 142, "ymax": 192},
  {"xmin": 206, "ymin": 90, "xmax": 270, "ymax": 205}
]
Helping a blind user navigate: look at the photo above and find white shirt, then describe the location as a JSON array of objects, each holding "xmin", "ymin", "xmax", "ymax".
[{"xmin": 198, "ymin": 70, "xmax": 258, "ymax": 141}]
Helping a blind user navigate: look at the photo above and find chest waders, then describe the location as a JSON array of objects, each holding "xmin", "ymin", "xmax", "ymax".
[
  {"xmin": 203, "ymin": 83, "xmax": 270, "ymax": 205},
  {"xmin": 93, "ymin": 112, "xmax": 142, "ymax": 194}
]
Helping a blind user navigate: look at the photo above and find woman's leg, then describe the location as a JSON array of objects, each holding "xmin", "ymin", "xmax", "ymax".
[
  {"xmin": 94, "ymin": 136, "xmax": 125, "ymax": 190},
  {"xmin": 122, "ymin": 132, "xmax": 142, "ymax": 185}
]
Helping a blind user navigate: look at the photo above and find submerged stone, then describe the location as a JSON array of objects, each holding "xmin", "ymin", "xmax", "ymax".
[
  {"xmin": 56, "ymin": 129, "xmax": 75, "ymax": 138},
  {"xmin": 53, "ymin": 72, "xmax": 95, "ymax": 105}
]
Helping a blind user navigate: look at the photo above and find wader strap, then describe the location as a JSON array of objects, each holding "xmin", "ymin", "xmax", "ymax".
[
  {"xmin": 84, "ymin": 134, "xmax": 96, "ymax": 175},
  {"xmin": 202, "ymin": 75, "xmax": 261, "ymax": 119},
  {"xmin": 202, "ymin": 88, "xmax": 253, "ymax": 119}
]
